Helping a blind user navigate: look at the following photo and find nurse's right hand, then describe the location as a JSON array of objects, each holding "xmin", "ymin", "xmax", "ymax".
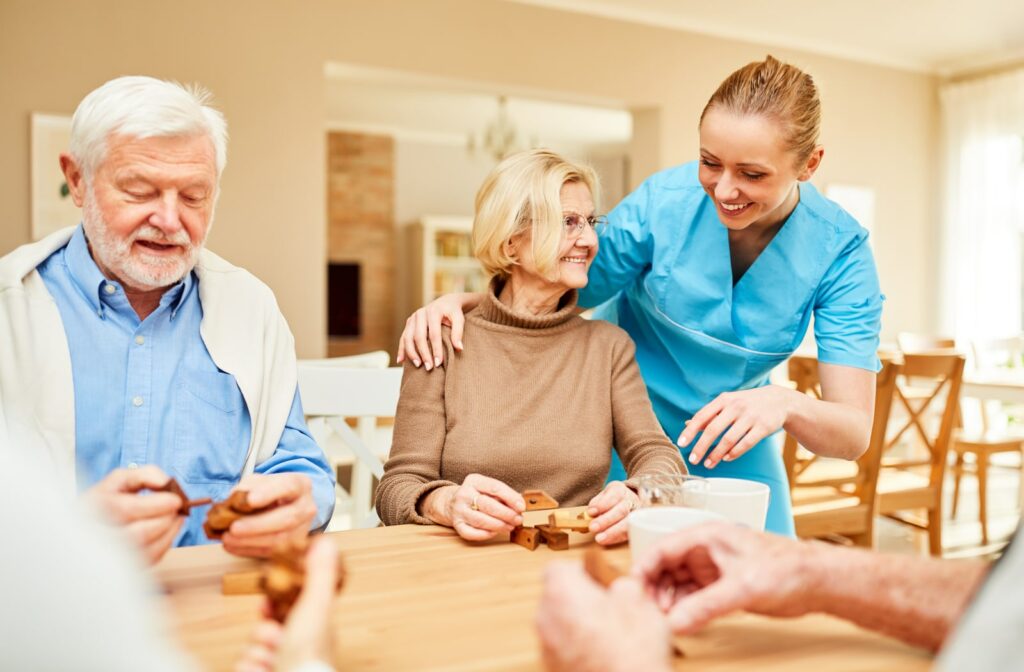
[
  {"xmin": 397, "ymin": 292, "xmax": 483, "ymax": 371},
  {"xmin": 422, "ymin": 474, "xmax": 526, "ymax": 541}
]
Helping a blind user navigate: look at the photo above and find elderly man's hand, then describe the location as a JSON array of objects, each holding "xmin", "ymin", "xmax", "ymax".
[
  {"xmin": 236, "ymin": 537, "xmax": 338, "ymax": 672},
  {"xmin": 221, "ymin": 473, "xmax": 318, "ymax": 558},
  {"xmin": 634, "ymin": 522, "xmax": 822, "ymax": 633},
  {"xmin": 87, "ymin": 466, "xmax": 185, "ymax": 564},
  {"xmin": 536, "ymin": 561, "xmax": 673, "ymax": 672},
  {"xmin": 586, "ymin": 481, "xmax": 638, "ymax": 546}
]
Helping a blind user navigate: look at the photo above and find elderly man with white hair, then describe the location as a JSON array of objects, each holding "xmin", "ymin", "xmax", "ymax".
[{"xmin": 0, "ymin": 76, "xmax": 334, "ymax": 562}]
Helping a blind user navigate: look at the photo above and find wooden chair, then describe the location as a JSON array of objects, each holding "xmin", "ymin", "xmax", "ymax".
[
  {"xmin": 297, "ymin": 361, "xmax": 403, "ymax": 530},
  {"xmin": 875, "ymin": 352, "xmax": 966, "ymax": 556},
  {"xmin": 950, "ymin": 336, "xmax": 1024, "ymax": 545},
  {"xmin": 784, "ymin": 356, "xmax": 900, "ymax": 547}
]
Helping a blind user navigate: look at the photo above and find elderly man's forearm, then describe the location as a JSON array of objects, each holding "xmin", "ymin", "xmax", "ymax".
[{"xmin": 806, "ymin": 543, "xmax": 988, "ymax": 651}]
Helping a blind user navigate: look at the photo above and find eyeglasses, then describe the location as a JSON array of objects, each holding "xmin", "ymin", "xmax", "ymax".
[{"xmin": 563, "ymin": 213, "xmax": 607, "ymax": 240}]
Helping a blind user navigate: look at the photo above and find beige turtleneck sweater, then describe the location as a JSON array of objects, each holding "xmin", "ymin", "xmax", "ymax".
[{"xmin": 376, "ymin": 283, "xmax": 686, "ymax": 526}]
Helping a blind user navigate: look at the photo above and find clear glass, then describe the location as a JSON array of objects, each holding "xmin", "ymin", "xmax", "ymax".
[{"xmin": 637, "ymin": 474, "xmax": 708, "ymax": 509}]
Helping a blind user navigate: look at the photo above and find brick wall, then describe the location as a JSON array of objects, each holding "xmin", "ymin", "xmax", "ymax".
[{"xmin": 326, "ymin": 132, "xmax": 395, "ymax": 358}]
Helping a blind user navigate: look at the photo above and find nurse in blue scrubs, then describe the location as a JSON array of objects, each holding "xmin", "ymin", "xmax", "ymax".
[{"xmin": 397, "ymin": 55, "xmax": 882, "ymax": 536}]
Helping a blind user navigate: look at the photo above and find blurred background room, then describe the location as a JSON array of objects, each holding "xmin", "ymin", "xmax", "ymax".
[{"xmin": 4, "ymin": 0, "xmax": 1024, "ymax": 553}]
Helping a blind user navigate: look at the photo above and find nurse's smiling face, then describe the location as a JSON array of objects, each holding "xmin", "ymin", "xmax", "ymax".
[{"xmin": 698, "ymin": 108, "xmax": 822, "ymax": 232}]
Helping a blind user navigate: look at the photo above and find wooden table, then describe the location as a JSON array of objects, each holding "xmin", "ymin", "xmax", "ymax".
[{"xmin": 156, "ymin": 525, "xmax": 932, "ymax": 671}]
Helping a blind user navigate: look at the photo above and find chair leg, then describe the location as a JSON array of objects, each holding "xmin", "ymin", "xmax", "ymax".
[
  {"xmin": 977, "ymin": 452, "xmax": 990, "ymax": 546},
  {"xmin": 927, "ymin": 505, "xmax": 943, "ymax": 557},
  {"xmin": 951, "ymin": 451, "xmax": 965, "ymax": 518}
]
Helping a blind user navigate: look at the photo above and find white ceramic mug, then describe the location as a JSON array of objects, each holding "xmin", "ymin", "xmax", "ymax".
[
  {"xmin": 628, "ymin": 506, "xmax": 726, "ymax": 566},
  {"xmin": 704, "ymin": 477, "xmax": 771, "ymax": 531}
]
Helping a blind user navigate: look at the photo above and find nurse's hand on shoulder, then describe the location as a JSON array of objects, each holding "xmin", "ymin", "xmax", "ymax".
[
  {"xmin": 87, "ymin": 466, "xmax": 186, "ymax": 564},
  {"xmin": 221, "ymin": 473, "xmax": 318, "ymax": 558},
  {"xmin": 396, "ymin": 293, "xmax": 471, "ymax": 371},
  {"xmin": 587, "ymin": 481, "xmax": 640, "ymax": 546},
  {"xmin": 679, "ymin": 386, "xmax": 794, "ymax": 469},
  {"xmin": 422, "ymin": 473, "xmax": 526, "ymax": 541}
]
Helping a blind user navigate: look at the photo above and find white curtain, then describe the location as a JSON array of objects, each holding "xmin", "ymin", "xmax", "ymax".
[{"xmin": 940, "ymin": 68, "xmax": 1024, "ymax": 341}]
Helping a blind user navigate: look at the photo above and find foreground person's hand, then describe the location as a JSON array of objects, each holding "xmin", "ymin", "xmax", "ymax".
[
  {"xmin": 536, "ymin": 561, "xmax": 672, "ymax": 672},
  {"xmin": 634, "ymin": 522, "xmax": 819, "ymax": 633},
  {"xmin": 87, "ymin": 465, "xmax": 185, "ymax": 564},
  {"xmin": 236, "ymin": 537, "xmax": 338, "ymax": 672},
  {"xmin": 421, "ymin": 473, "xmax": 525, "ymax": 541},
  {"xmin": 586, "ymin": 481, "xmax": 639, "ymax": 546},
  {"xmin": 222, "ymin": 473, "xmax": 318, "ymax": 558}
]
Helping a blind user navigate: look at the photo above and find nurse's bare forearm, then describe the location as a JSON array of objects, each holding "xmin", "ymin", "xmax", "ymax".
[
  {"xmin": 782, "ymin": 391, "xmax": 872, "ymax": 459},
  {"xmin": 805, "ymin": 543, "xmax": 987, "ymax": 651}
]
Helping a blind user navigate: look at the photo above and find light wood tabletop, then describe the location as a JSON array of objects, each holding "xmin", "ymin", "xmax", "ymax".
[{"xmin": 155, "ymin": 523, "xmax": 933, "ymax": 671}]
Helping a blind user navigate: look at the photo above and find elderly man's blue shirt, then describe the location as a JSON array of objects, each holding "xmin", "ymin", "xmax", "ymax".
[{"xmin": 37, "ymin": 225, "xmax": 335, "ymax": 546}]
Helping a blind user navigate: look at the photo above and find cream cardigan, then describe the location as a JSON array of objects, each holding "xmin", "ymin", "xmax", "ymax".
[{"xmin": 0, "ymin": 226, "xmax": 298, "ymax": 489}]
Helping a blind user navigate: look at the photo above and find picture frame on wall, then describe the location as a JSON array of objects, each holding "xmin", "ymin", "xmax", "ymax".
[{"xmin": 30, "ymin": 113, "xmax": 78, "ymax": 240}]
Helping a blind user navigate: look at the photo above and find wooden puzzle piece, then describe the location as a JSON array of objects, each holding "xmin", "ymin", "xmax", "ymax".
[
  {"xmin": 522, "ymin": 489, "xmax": 559, "ymax": 511},
  {"xmin": 536, "ymin": 525, "xmax": 569, "ymax": 551},
  {"xmin": 222, "ymin": 569, "xmax": 263, "ymax": 595},
  {"xmin": 510, "ymin": 526, "xmax": 541, "ymax": 551},
  {"xmin": 583, "ymin": 547, "xmax": 623, "ymax": 587},
  {"xmin": 261, "ymin": 539, "xmax": 347, "ymax": 623},
  {"xmin": 548, "ymin": 510, "xmax": 592, "ymax": 532},
  {"xmin": 204, "ymin": 490, "xmax": 273, "ymax": 539},
  {"xmin": 158, "ymin": 477, "xmax": 212, "ymax": 516}
]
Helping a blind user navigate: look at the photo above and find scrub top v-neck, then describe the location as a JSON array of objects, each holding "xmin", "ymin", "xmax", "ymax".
[{"xmin": 581, "ymin": 161, "xmax": 883, "ymax": 535}]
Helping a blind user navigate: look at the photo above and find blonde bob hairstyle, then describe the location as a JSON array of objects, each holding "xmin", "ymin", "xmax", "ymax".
[{"xmin": 473, "ymin": 149, "xmax": 600, "ymax": 282}]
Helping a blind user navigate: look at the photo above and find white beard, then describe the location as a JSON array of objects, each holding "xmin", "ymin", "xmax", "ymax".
[{"xmin": 81, "ymin": 189, "xmax": 203, "ymax": 291}]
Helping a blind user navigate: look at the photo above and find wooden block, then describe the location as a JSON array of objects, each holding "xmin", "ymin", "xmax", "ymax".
[
  {"xmin": 510, "ymin": 526, "xmax": 541, "ymax": 551},
  {"xmin": 548, "ymin": 510, "xmax": 592, "ymax": 532},
  {"xmin": 583, "ymin": 547, "xmax": 623, "ymax": 588},
  {"xmin": 536, "ymin": 525, "xmax": 569, "ymax": 551},
  {"xmin": 522, "ymin": 489, "xmax": 559, "ymax": 511},
  {"xmin": 222, "ymin": 570, "xmax": 263, "ymax": 595}
]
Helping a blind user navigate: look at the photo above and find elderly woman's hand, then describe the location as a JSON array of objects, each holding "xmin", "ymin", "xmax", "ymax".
[
  {"xmin": 587, "ymin": 481, "xmax": 639, "ymax": 546},
  {"xmin": 423, "ymin": 474, "xmax": 525, "ymax": 541}
]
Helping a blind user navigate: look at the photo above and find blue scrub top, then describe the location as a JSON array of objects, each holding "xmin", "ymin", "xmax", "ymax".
[{"xmin": 581, "ymin": 162, "xmax": 884, "ymax": 535}]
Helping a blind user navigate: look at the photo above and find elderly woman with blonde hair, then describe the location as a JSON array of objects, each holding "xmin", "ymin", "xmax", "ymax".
[{"xmin": 376, "ymin": 149, "xmax": 686, "ymax": 545}]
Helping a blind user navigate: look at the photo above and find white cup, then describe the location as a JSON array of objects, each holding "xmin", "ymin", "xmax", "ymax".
[
  {"xmin": 628, "ymin": 506, "xmax": 726, "ymax": 566},
  {"xmin": 704, "ymin": 477, "xmax": 771, "ymax": 531}
]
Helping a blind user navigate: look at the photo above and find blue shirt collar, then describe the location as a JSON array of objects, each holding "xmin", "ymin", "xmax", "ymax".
[{"xmin": 65, "ymin": 224, "xmax": 195, "ymax": 320}]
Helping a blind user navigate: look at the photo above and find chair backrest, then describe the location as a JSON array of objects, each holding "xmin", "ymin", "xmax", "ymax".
[
  {"xmin": 299, "ymin": 350, "xmax": 390, "ymax": 370},
  {"xmin": 886, "ymin": 352, "xmax": 966, "ymax": 489},
  {"xmin": 897, "ymin": 333, "xmax": 956, "ymax": 353},
  {"xmin": 784, "ymin": 356, "xmax": 901, "ymax": 503},
  {"xmin": 297, "ymin": 363, "xmax": 404, "ymax": 529}
]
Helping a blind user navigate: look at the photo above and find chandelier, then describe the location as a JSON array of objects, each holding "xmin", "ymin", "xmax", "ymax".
[{"xmin": 468, "ymin": 96, "xmax": 536, "ymax": 162}]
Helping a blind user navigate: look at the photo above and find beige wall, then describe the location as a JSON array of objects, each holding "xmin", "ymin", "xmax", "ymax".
[{"xmin": 0, "ymin": 0, "xmax": 939, "ymax": 356}]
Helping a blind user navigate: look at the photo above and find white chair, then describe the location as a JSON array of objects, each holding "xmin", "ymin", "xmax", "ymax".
[{"xmin": 298, "ymin": 356, "xmax": 402, "ymax": 530}]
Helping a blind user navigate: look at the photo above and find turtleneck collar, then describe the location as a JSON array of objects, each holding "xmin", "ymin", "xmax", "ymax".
[{"xmin": 472, "ymin": 276, "xmax": 580, "ymax": 330}]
